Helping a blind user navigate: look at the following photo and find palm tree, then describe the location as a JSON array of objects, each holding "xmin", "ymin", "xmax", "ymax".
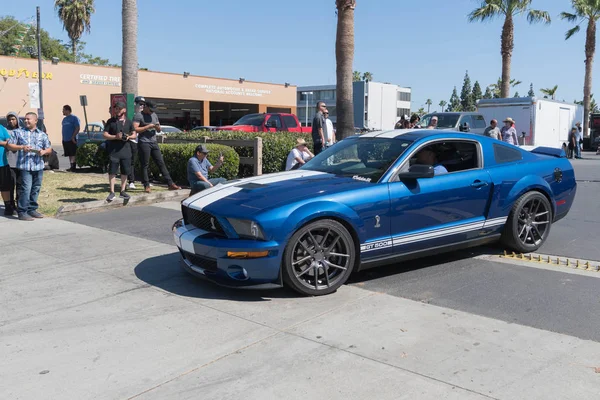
[
  {"xmin": 488, "ymin": 77, "xmax": 522, "ymax": 98},
  {"xmin": 352, "ymin": 71, "xmax": 362, "ymax": 82},
  {"xmin": 417, "ymin": 107, "xmax": 426, "ymax": 116},
  {"xmin": 122, "ymin": 0, "xmax": 138, "ymax": 95},
  {"xmin": 54, "ymin": 0, "xmax": 95, "ymax": 62},
  {"xmin": 439, "ymin": 100, "xmax": 447, "ymax": 112},
  {"xmin": 540, "ymin": 85, "xmax": 558, "ymax": 100},
  {"xmin": 468, "ymin": 1, "xmax": 550, "ymax": 98},
  {"xmin": 561, "ymin": 1, "xmax": 600, "ymax": 138},
  {"xmin": 362, "ymin": 71, "xmax": 373, "ymax": 82},
  {"xmin": 336, "ymin": 0, "xmax": 356, "ymax": 140},
  {"xmin": 425, "ymin": 99, "xmax": 432, "ymax": 113}
]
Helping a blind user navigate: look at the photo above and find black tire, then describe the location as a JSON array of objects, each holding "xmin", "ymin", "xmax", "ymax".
[
  {"xmin": 501, "ymin": 191, "xmax": 553, "ymax": 253},
  {"xmin": 282, "ymin": 219, "xmax": 356, "ymax": 296}
]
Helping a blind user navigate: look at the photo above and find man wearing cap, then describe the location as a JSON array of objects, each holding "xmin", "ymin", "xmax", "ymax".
[
  {"xmin": 187, "ymin": 145, "xmax": 226, "ymax": 195},
  {"xmin": 6, "ymin": 112, "xmax": 52, "ymax": 221},
  {"xmin": 103, "ymin": 102, "xmax": 137, "ymax": 202},
  {"xmin": 133, "ymin": 99, "xmax": 181, "ymax": 192},
  {"xmin": 501, "ymin": 118, "xmax": 519, "ymax": 146},
  {"xmin": 286, "ymin": 138, "xmax": 314, "ymax": 171}
]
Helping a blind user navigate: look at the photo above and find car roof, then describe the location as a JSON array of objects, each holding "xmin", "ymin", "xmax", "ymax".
[{"xmin": 358, "ymin": 129, "xmax": 486, "ymax": 141}]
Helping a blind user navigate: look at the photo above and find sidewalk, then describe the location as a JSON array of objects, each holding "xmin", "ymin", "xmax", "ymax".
[{"xmin": 1, "ymin": 215, "xmax": 599, "ymax": 399}]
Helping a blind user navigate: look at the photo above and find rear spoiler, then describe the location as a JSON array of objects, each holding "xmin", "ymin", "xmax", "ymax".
[{"xmin": 530, "ymin": 146, "xmax": 566, "ymax": 158}]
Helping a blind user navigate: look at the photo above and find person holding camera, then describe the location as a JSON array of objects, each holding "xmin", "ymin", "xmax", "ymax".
[{"xmin": 103, "ymin": 102, "xmax": 137, "ymax": 202}]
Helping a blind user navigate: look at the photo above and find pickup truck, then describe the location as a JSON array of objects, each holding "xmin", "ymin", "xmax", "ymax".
[{"xmin": 217, "ymin": 113, "xmax": 311, "ymax": 133}]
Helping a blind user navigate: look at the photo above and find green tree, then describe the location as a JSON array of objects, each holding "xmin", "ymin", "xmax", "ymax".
[
  {"xmin": 417, "ymin": 107, "xmax": 426, "ymax": 116},
  {"xmin": 55, "ymin": 0, "xmax": 95, "ymax": 62},
  {"xmin": 425, "ymin": 98, "xmax": 432, "ymax": 113},
  {"xmin": 528, "ymin": 83, "xmax": 535, "ymax": 96},
  {"xmin": 472, "ymin": 80, "xmax": 483, "ymax": 103},
  {"xmin": 0, "ymin": 16, "xmax": 72, "ymax": 61},
  {"xmin": 460, "ymin": 71, "xmax": 475, "ymax": 111},
  {"xmin": 336, "ymin": 0, "xmax": 356, "ymax": 139},
  {"xmin": 352, "ymin": 70, "xmax": 362, "ymax": 82},
  {"xmin": 561, "ymin": 0, "xmax": 600, "ymax": 138},
  {"xmin": 488, "ymin": 77, "xmax": 521, "ymax": 98},
  {"xmin": 468, "ymin": 0, "xmax": 551, "ymax": 98},
  {"xmin": 122, "ymin": 0, "xmax": 139, "ymax": 95},
  {"xmin": 439, "ymin": 100, "xmax": 447, "ymax": 112},
  {"xmin": 483, "ymin": 87, "xmax": 494, "ymax": 99},
  {"xmin": 362, "ymin": 71, "xmax": 373, "ymax": 81},
  {"xmin": 514, "ymin": 91, "xmax": 520, "ymax": 97},
  {"xmin": 575, "ymin": 93, "xmax": 600, "ymax": 112},
  {"xmin": 540, "ymin": 85, "xmax": 558, "ymax": 99},
  {"xmin": 449, "ymin": 87, "xmax": 461, "ymax": 111}
]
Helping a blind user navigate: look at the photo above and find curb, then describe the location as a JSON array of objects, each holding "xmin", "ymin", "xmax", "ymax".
[{"xmin": 55, "ymin": 189, "xmax": 190, "ymax": 217}]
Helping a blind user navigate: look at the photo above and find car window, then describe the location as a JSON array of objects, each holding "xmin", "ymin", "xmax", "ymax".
[
  {"xmin": 303, "ymin": 138, "xmax": 413, "ymax": 182},
  {"xmin": 459, "ymin": 115, "xmax": 473, "ymax": 128},
  {"xmin": 282, "ymin": 115, "xmax": 297, "ymax": 128},
  {"xmin": 266, "ymin": 115, "xmax": 282, "ymax": 129},
  {"xmin": 403, "ymin": 140, "xmax": 481, "ymax": 175},
  {"xmin": 472, "ymin": 115, "xmax": 486, "ymax": 129},
  {"xmin": 493, "ymin": 143, "xmax": 522, "ymax": 164}
]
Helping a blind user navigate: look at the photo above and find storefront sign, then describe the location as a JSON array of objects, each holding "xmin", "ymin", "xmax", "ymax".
[
  {"xmin": 194, "ymin": 84, "xmax": 272, "ymax": 98},
  {"xmin": 0, "ymin": 68, "xmax": 52, "ymax": 80},
  {"xmin": 80, "ymin": 73, "xmax": 121, "ymax": 87}
]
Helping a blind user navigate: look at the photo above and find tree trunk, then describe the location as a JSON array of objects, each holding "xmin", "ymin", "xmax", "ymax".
[
  {"xmin": 583, "ymin": 19, "xmax": 596, "ymax": 139},
  {"xmin": 500, "ymin": 14, "xmax": 514, "ymax": 98},
  {"xmin": 122, "ymin": 0, "xmax": 138, "ymax": 96},
  {"xmin": 72, "ymin": 40, "xmax": 77, "ymax": 63},
  {"xmin": 335, "ymin": 2, "xmax": 355, "ymax": 140}
]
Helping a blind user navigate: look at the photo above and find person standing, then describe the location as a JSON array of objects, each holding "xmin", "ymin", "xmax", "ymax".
[
  {"xmin": 501, "ymin": 118, "xmax": 519, "ymax": 146},
  {"xmin": 126, "ymin": 97, "xmax": 147, "ymax": 189},
  {"xmin": 103, "ymin": 102, "xmax": 137, "ymax": 202},
  {"xmin": 6, "ymin": 112, "xmax": 52, "ymax": 221},
  {"xmin": 324, "ymin": 111, "xmax": 336, "ymax": 148},
  {"xmin": 133, "ymin": 99, "xmax": 181, "ymax": 193},
  {"xmin": 427, "ymin": 116, "xmax": 438, "ymax": 129},
  {"xmin": 5, "ymin": 112, "xmax": 20, "ymax": 214},
  {"xmin": 483, "ymin": 119, "xmax": 501, "ymax": 140},
  {"xmin": 0, "ymin": 123, "xmax": 14, "ymax": 215},
  {"xmin": 187, "ymin": 145, "xmax": 226, "ymax": 195},
  {"xmin": 61, "ymin": 105, "xmax": 80, "ymax": 172},
  {"xmin": 311, "ymin": 101, "xmax": 328, "ymax": 155}
]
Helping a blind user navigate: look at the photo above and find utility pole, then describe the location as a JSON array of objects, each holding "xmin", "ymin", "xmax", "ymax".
[{"xmin": 36, "ymin": 6, "xmax": 44, "ymax": 120}]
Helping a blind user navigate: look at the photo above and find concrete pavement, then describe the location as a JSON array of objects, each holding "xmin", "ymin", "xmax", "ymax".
[{"xmin": 2, "ymin": 216, "xmax": 600, "ymax": 399}]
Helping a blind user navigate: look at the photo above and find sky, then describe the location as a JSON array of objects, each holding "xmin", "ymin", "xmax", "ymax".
[{"xmin": 2, "ymin": 0, "xmax": 597, "ymax": 112}]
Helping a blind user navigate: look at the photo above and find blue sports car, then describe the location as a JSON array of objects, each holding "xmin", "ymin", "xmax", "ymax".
[{"xmin": 172, "ymin": 130, "xmax": 577, "ymax": 296}]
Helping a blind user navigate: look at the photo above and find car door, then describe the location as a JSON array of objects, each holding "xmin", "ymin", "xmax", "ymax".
[
  {"xmin": 470, "ymin": 114, "xmax": 487, "ymax": 135},
  {"xmin": 265, "ymin": 115, "xmax": 283, "ymax": 132},
  {"xmin": 387, "ymin": 139, "xmax": 492, "ymax": 255},
  {"xmin": 282, "ymin": 115, "xmax": 301, "ymax": 132}
]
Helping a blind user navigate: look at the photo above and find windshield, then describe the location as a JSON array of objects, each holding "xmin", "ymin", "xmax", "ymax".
[
  {"xmin": 302, "ymin": 137, "xmax": 413, "ymax": 182},
  {"xmin": 420, "ymin": 113, "xmax": 460, "ymax": 129},
  {"xmin": 233, "ymin": 114, "xmax": 265, "ymax": 126}
]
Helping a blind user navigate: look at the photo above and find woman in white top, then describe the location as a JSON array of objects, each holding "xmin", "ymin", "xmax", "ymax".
[{"xmin": 285, "ymin": 138, "xmax": 314, "ymax": 170}]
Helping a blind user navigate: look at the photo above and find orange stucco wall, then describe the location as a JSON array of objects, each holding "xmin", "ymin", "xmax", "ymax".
[{"xmin": 0, "ymin": 55, "xmax": 297, "ymax": 144}]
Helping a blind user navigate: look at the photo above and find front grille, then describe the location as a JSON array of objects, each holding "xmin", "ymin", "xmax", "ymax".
[
  {"xmin": 183, "ymin": 251, "xmax": 218, "ymax": 272},
  {"xmin": 182, "ymin": 205, "xmax": 225, "ymax": 236}
]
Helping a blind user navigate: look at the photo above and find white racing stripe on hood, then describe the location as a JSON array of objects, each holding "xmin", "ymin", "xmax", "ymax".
[{"xmin": 186, "ymin": 170, "xmax": 328, "ymax": 210}]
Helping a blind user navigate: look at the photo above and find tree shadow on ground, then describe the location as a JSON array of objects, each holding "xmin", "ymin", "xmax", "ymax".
[
  {"xmin": 57, "ymin": 184, "xmax": 108, "ymax": 193},
  {"xmin": 134, "ymin": 252, "xmax": 295, "ymax": 301},
  {"xmin": 58, "ymin": 197, "xmax": 98, "ymax": 203}
]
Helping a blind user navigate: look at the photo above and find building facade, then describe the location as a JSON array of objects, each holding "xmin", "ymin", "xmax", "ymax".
[
  {"xmin": 297, "ymin": 81, "xmax": 412, "ymax": 130},
  {"xmin": 0, "ymin": 55, "xmax": 297, "ymax": 144}
]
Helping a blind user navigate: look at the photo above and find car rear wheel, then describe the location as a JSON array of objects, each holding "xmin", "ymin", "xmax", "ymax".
[
  {"xmin": 282, "ymin": 219, "xmax": 356, "ymax": 296},
  {"xmin": 501, "ymin": 191, "xmax": 552, "ymax": 253}
]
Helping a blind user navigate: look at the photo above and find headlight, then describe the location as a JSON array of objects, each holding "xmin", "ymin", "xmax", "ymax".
[{"xmin": 227, "ymin": 218, "xmax": 265, "ymax": 240}]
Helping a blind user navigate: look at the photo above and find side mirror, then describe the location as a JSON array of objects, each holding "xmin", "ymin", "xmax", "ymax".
[{"xmin": 396, "ymin": 164, "xmax": 435, "ymax": 180}]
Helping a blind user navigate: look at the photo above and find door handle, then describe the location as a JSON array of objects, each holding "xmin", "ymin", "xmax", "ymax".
[{"xmin": 471, "ymin": 180, "xmax": 488, "ymax": 188}]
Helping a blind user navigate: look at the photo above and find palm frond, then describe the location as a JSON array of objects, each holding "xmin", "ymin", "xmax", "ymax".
[
  {"xmin": 468, "ymin": 3, "xmax": 503, "ymax": 23},
  {"xmin": 560, "ymin": 11, "xmax": 578, "ymax": 22},
  {"xmin": 565, "ymin": 25, "xmax": 581, "ymax": 40},
  {"xmin": 527, "ymin": 9, "xmax": 551, "ymax": 24}
]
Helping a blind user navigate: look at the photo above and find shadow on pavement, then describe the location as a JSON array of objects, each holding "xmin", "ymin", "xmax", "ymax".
[{"xmin": 134, "ymin": 252, "xmax": 295, "ymax": 301}]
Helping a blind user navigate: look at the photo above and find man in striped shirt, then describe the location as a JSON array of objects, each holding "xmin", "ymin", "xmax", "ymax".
[{"xmin": 6, "ymin": 112, "xmax": 52, "ymax": 221}]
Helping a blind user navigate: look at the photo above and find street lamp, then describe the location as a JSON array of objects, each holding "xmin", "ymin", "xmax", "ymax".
[{"xmin": 301, "ymin": 91, "xmax": 313, "ymax": 127}]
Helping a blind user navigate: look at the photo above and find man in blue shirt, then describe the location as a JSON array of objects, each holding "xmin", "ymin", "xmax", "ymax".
[
  {"xmin": 61, "ymin": 105, "xmax": 80, "ymax": 171},
  {"xmin": 7, "ymin": 112, "xmax": 52, "ymax": 221},
  {"xmin": 0, "ymin": 124, "xmax": 15, "ymax": 215},
  {"xmin": 187, "ymin": 145, "xmax": 226, "ymax": 195},
  {"xmin": 416, "ymin": 147, "xmax": 448, "ymax": 175}
]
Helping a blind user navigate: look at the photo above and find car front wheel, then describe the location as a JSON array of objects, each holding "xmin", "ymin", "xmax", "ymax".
[
  {"xmin": 282, "ymin": 219, "xmax": 356, "ymax": 296},
  {"xmin": 502, "ymin": 191, "xmax": 553, "ymax": 253}
]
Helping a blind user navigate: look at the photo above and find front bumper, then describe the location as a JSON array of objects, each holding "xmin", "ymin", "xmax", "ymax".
[{"xmin": 172, "ymin": 219, "xmax": 284, "ymax": 289}]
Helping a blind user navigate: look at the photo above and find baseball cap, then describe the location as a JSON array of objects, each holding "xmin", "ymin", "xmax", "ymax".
[
  {"xmin": 145, "ymin": 100, "xmax": 156, "ymax": 110},
  {"xmin": 134, "ymin": 96, "xmax": 146, "ymax": 104},
  {"xmin": 114, "ymin": 101, "xmax": 126, "ymax": 109},
  {"xmin": 195, "ymin": 144, "xmax": 210, "ymax": 154}
]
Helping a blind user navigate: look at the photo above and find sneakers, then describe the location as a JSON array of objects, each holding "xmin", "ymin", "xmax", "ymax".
[
  {"xmin": 28, "ymin": 211, "xmax": 44, "ymax": 219},
  {"xmin": 128, "ymin": 183, "xmax": 136, "ymax": 189},
  {"xmin": 120, "ymin": 191, "xmax": 130, "ymax": 199},
  {"xmin": 168, "ymin": 183, "xmax": 182, "ymax": 191},
  {"xmin": 18, "ymin": 213, "xmax": 34, "ymax": 221},
  {"xmin": 106, "ymin": 192, "xmax": 116, "ymax": 202}
]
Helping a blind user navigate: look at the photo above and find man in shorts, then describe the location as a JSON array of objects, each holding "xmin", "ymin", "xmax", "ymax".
[
  {"xmin": 61, "ymin": 105, "xmax": 80, "ymax": 171},
  {"xmin": 102, "ymin": 102, "xmax": 136, "ymax": 202}
]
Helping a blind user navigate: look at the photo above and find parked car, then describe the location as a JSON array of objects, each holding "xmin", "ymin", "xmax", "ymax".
[
  {"xmin": 173, "ymin": 129, "xmax": 576, "ymax": 296},
  {"xmin": 76, "ymin": 122, "xmax": 105, "ymax": 147},
  {"xmin": 419, "ymin": 112, "xmax": 487, "ymax": 134},
  {"xmin": 191, "ymin": 126, "xmax": 217, "ymax": 132},
  {"xmin": 217, "ymin": 113, "xmax": 312, "ymax": 133},
  {"xmin": 156, "ymin": 125, "xmax": 182, "ymax": 135}
]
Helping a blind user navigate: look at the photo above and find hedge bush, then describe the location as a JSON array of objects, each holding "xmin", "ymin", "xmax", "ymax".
[
  {"xmin": 75, "ymin": 142, "xmax": 239, "ymax": 184},
  {"xmin": 167, "ymin": 130, "xmax": 313, "ymax": 177}
]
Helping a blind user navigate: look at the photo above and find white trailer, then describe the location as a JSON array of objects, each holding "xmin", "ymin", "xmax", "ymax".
[{"xmin": 476, "ymin": 97, "xmax": 583, "ymax": 149}]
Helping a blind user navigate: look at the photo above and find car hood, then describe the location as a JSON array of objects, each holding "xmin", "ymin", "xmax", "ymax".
[
  {"xmin": 218, "ymin": 125, "xmax": 258, "ymax": 131},
  {"xmin": 184, "ymin": 169, "xmax": 373, "ymax": 217}
]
